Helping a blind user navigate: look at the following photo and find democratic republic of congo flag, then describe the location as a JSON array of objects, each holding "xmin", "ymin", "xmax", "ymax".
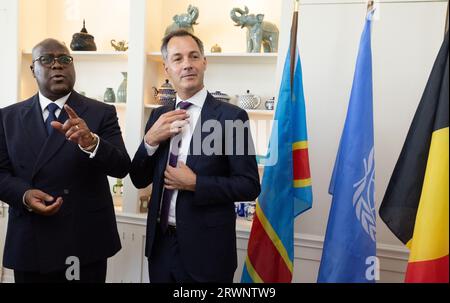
[
  {"xmin": 379, "ymin": 32, "xmax": 449, "ymax": 283},
  {"xmin": 241, "ymin": 2, "xmax": 313, "ymax": 283}
]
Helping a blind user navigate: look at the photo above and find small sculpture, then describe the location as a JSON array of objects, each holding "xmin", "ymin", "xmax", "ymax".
[
  {"xmin": 165, "ymin": 5, "xmax": 199, "ymax": 36},
  {"xmin": 111, "ymin": 40, "xmax": 128, "ymax": 51},
  {"xmin": 230, "ymin": 6, "xmax": 279, "ymax": 53},
  {"xmin": 70, "ymin": 19, "xmax": 97, "ymax": 51}
]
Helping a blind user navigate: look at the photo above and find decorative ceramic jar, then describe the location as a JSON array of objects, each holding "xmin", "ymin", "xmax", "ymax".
[
  {"xmin": 70, "ymin": 20, "xmax": 97, "ymax": 51},
  {"xmin": 117, "ymin": 72, "xmax": 128, "ymax": 103},
  {"xmin": 103, "ymin": 88, "xmax": 116, "ymax": 103},
  {"xmin": 265, "ymin": 97, "xmax": 275, "ymax": 110},
  {"xmin": 210, "ymin": 44, "xmax": 222, "ymax": 53}
]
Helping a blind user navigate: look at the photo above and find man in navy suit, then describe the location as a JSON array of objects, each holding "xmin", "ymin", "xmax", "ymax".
[
  {"xmin": 0, "ymin": 39, "xmax": 130, "ymax": 282},
  {"xmin": 130, "ymin": 30, "xmax": 261, "ymax": 283}
]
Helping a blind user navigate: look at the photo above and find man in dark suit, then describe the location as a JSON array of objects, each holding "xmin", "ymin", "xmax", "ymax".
[
  {"xmin": 0, "ymin": 38, "xmax": 131, "ymax": 282},
  {"xmin": 130, "ymin": 30, "xmax": 261, "ymax": 283}
]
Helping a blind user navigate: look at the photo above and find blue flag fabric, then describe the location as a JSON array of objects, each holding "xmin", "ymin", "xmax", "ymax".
[
  {"xmin": 317, "ymin": 13, "xmax": 376, "ymax": 283},
  {"xmin": 241, "ymin": 38, "xmax": 313, "ymax": 282}
]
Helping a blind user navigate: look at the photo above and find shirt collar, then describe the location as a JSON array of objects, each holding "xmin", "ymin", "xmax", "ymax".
[
  {"xmin": 39, "ymin": 91, "xmax": 72, "ymax": 113},
  {"xmin": 176, "ymin": 87, "xmax": 207, "ymax": 109}
]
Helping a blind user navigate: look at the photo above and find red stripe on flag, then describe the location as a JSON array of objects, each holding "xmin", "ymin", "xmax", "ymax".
[
  {"xmin": 247, "ymin": 215, "xmax": 292, "ymax": 282},
  {"xmin": 405, "ymin": 255, "xmax": 449, "ymax": 283},
  {"xmin": 293, "ymin": 148, "xmax": 311, "ymax": 180}
]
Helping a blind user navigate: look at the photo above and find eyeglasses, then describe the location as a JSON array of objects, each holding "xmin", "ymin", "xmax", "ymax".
[{"xmin": 32, "ymin": 54, "xmax": 74, "ymax": 66}]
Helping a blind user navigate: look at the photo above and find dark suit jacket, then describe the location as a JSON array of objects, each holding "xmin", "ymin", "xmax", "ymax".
[
  {"xmin": 130, "ymin": 93, "xmax": 261, "ymax": 282},
  {"xmin": 0, "ymin": 91, "xmax": 131, "ymax": 273}
]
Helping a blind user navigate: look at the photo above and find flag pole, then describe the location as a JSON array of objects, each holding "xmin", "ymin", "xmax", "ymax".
[
  {"xmin": 290, "ymin": 0, "xmax": 300, "ymax": 87},
  {"xmin": 445, "ymin": 0, "xmax": 448, "ymax": 34}
]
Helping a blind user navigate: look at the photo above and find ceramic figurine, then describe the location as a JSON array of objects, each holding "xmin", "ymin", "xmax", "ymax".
[
  {"xmin": 70, "ymin": 19, "xmax": 97, "ymax": 51},
  {"xmin": 230, "ymin": 6, "xmax": 279, "ymax": 53},
  {"xmin": 165, "ymin": 5, "xmax": 199, "ymax": 35}
]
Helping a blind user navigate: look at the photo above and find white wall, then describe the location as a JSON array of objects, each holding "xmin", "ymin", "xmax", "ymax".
[{"xmin": 0, "ymin": 0, "xmax": 19, "ymax": 107}]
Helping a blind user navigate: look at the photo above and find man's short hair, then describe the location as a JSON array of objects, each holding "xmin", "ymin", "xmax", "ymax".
[{"xmin": 161, "ymin": 30, "xmax": 204, "ymax": 61}]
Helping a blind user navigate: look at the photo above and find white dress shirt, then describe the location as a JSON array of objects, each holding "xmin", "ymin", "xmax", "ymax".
[{"xmin": 145, "ymin": 87, "xmax": 207, "ymax": 225}]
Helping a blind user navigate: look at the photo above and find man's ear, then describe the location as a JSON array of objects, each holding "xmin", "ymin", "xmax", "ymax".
[{"xmin": 30, "ymin": 65, "xmax": 36, "ymax": 78}]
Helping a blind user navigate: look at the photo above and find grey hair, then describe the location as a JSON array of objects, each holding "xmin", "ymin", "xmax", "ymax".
[{"xmin": 160, "ymin": 30, "xmax": 204, "ymax": 61}]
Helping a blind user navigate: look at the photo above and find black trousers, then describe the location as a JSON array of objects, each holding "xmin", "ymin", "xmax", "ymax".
[
  {"xmin": 149, "ymin": 225, "xmax": 197, "ymax": 283},
  {"xmin": 14, "ymin": 259, "xmax": 107, "ymax": 283},
  {"xmin": 148, "ymin": 225, "xmax": 234, "ymax": 283}
]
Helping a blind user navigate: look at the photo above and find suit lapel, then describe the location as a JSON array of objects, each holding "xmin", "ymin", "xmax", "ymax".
[
  {"xmin": 32, "ymin": 91, "xmax": 88, "ymax": 178},
  {"xmin": 186, "ymin": 93, "xmax": 222, "ymax": 170},
  {"xmin": 20, "ymin": 94, "xmax": 47, "ymax": 159}
]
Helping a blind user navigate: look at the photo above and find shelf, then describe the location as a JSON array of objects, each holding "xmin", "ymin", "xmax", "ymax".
[
  {"xmin": 145, "ymin": 104, "xmax": 163, "ymax": 109},
  {"xmin": 246, "ymin": 109, "xmax": 274, "ymax": 116},
  {"xmin": 145, "ymin": 103, "xmax": 274, "ymax": 117},
  {"xmin": 112, "ymin": 103, "xmax": 127, "ymax": 109},
  {"xmin": 22, "ymin": 51, "xmax": 128, "ymax": 62},
  {"xmin": 147, "ymin": 52, "xmax": 278, "ymax": 64}
]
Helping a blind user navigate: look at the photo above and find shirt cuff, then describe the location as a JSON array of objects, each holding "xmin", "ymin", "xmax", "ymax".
[
  {"xmin": 22, "ymin": 190, "xmax": 33, "ymax": 212},
  {"xmin": 144, "ymin": 141, "xmax": 159, "ymax": 156},
  {"xmin": 79, "ymin": 134, "xmax": 100, "ymax": 159}
]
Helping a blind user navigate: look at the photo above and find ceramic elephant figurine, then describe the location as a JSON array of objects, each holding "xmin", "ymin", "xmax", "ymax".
[
  {"xmin": 230, "ymin": 6, "xmax": 279, "ymax": 53},
  {"xmin": 165, "ymin": 5, "xmax": 199, "ymax": 36}
]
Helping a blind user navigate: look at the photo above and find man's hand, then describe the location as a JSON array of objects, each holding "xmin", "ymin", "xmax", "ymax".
[
  {"xmin": 164, "ymin": 162, "xmax": 197, "ymax": 192},
  {"xmin": 51, "ymin": 104, "xmax": 97, "ymax": 149},
  {"xmin": 24, "ymin": 189, "xmax": 63, "ymax": 216},
  {"xmin": 145, "ymin": 110, "xmax": 190, "ymax": 147}
]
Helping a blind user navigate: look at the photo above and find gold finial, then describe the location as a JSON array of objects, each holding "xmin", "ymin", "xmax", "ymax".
[
  {"xmin": 294, "ymin": 0, "xmax": 300, "ymax": 13},
  {"xmin": 367, "ymin": 0, "xmax": 374, "ymax": 13}
]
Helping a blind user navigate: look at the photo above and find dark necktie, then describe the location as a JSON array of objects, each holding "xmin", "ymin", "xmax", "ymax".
[
  {"xmin": 160, "ymin": 101, "xmax": 193, "ymax": 232},
  {"xmin": 45, "ymin": 103, "xmax": 59, "ymax": 136}
]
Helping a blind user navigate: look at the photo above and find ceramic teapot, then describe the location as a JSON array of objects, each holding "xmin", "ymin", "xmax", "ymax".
[
  {"xmin": 111, "ymin": 40, "xmax": 128, "ymax": 51},
  {"xmin": 152, "ymin": 79, "xmax": 176, "ymax": 106},
  {"xmin": 211, "ymin": 90, "xmax": 231, "ymax": 103},
  {"xmin": 237, "ymin": 90, "xmax": 261, "ymax": 109}
]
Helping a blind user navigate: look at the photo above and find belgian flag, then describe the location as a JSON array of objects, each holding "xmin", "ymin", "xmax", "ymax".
[{"xmin": 379, "ymin": 32, "xmax": 448, "ymax": 283}]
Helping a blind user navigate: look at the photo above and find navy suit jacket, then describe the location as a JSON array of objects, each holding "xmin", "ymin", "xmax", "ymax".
[
  {"xmin": 0, "ymin": 91, "xmax": 131, "ymax": 273},
  {"xmin": 130, "ymin": 93, "xmax": 261, "ymax": 282}
]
